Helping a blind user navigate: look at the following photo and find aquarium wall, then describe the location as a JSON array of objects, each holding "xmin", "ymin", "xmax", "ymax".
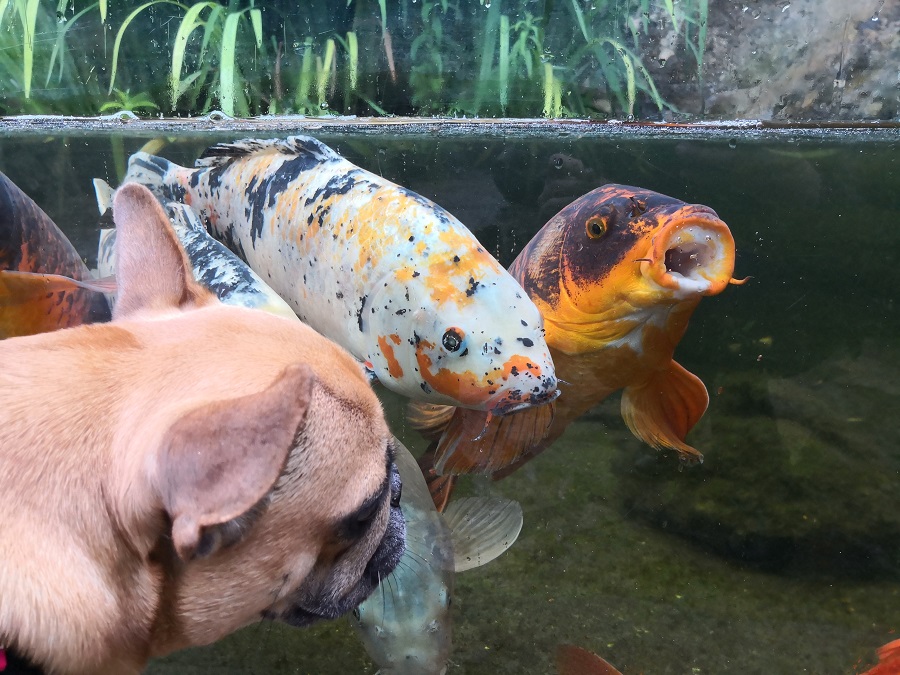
[{"xmin": 1, "ymin": 0, "xmax": 897, "ymax": 120}]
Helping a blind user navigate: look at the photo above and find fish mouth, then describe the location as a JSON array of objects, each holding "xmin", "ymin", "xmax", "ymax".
[
  {"xmin": 640, "ymin": 208, "xmax": 737, "ymax": 298},
  {"xmin": 490, "ymin": 386, "xmax": 561, "ymax": 416}
]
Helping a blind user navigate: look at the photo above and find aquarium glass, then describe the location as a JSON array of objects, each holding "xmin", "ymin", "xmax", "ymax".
[{"xmin": 0, "ymin": 122, "xmax": 897, "ymax": 673}]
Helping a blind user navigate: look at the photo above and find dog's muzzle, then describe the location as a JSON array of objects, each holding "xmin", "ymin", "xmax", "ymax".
[{"xmin": 279, "ymin": 461, "xmax": 406, "ymax": 627}]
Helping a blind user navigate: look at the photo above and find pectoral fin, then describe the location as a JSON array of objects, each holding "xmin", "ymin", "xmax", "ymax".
[
  {"xmin": 443, "ymin": 496, "xmax": 524, "ymax": 573},
  {"xmin": 430, "ymin": 403, "xmax": 554, "ymax": 476},
  {"xmin": 407, "ymin": 400, "xmax": 458, "ymax": 439},
  {"xmin": 620, "ymin": 360, "xmax": 708, "ymax": 462}
]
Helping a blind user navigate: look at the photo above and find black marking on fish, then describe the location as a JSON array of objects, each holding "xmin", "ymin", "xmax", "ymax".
[
  {"xmin": 195, "ymin": 135, "xmax": 342, "ymax": 169},
  {"xmin": 420, "ymin": 382, "xmax": 433, "ymax": 394},
  {"xmin": 465, "ymin": 277, "xmax": 480, "ymax": 297},
  {"xmin": 217, "ymin": 223, "xmax": 248, "ymax": 262},
  {"xmin": 242, "ymin": 153, "xmax": 326, "ymax": 246},
  {"xmin": 305, "ymin": 170, "xmax": 362, "ymax": 207},
  {"xmin": 129, "ymin": 156, "xmax": 186, "ymax": 203},
  {"xmin": 517, "ymin": 337, "xmax": 534, "ymax": 347},
  {"xmin": 357, "ymin": 294, "xmax": 367, "ymax": 332}
]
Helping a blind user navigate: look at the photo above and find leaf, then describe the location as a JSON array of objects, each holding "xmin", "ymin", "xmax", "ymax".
[
  {"xmin": 109, "ymin": 0, "xmax": 185, "ymax": 95},
  {"xmin": 170, "ymin": 2, "xmax": 214, "ymax": 109},
  {"xmin": 346, "ymin": 30, "xmax": 358, "ymax": 91},
  {"xmin": 316, "ymin": 37, "xmax": 335, "ymax": 108},
  {"xmin": 499, "ymin": 14, "xmax": 509, "ymax": 112},
  {"xmin": 249, "ymin": 7, "xmax": 262, "ymax": 48},
  {"xmin": 20, "ymin": 0, "xmax": 39, "ymax": 99},
  {"xmin": 219, "ymin": 9, "xmax": 242, "ymax": 117},
  {"xmin": 568, "ymin": 0, "xmax": 589, "ymax": 43}
]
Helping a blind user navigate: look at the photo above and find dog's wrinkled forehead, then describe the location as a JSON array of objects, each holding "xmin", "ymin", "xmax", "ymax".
[{"xmin": 271, "ymin": 381, "xmax": 391, "ymax": 518}]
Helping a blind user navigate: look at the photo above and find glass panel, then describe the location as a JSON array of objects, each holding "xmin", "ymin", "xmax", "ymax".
[{"xmin": 1, "ymin": 125, "xmax": 897, "ymax": 672}]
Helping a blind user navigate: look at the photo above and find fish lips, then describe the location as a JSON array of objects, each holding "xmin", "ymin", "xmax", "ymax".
[
  {"xmin": 490, "ymin": 379, "xmax": 561, "ymax": 416},
  {"xmin": 640, "ymin": 208, "xmax": 736, "ymax": 298}
]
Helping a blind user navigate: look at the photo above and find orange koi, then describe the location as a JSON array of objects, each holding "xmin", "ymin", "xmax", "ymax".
[
  {"xmin": 0, "ymin": 171, "xmax": 110, "ymax": 338},
  {"xmin": 411, "ymin": 184, "xmax": 742, "ymax": 500},
  {"xmin": 556, "ymin": 644, "xmax": 625, "ymax": 675},
  {"xmin": 860, "ymin": 639, "xmax": 900, "ymax": 675}
]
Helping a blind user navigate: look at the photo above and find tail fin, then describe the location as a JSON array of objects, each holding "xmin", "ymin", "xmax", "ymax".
[{"xmin": 124, "ymin": 152, "xmax": 190, "ymax": 203}]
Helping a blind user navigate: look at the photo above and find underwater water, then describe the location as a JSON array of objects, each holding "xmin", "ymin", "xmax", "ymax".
[{"xmin": 1, "ymin": 122, "xmax": 898, "ymax": 674}]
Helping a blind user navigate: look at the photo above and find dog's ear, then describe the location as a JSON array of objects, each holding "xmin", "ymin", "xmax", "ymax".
[
  {"xmin": 158, "ymin": 364, "xmax": 316, "ymax": 561},
  {"xmin": 112, "ymin": 182, "xmax": 212, "ymax": 319}
]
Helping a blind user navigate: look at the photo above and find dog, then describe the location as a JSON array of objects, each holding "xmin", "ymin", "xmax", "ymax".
[{"xmin": 0, "ymin": 183, "xmax": 405, "ymax": 674}]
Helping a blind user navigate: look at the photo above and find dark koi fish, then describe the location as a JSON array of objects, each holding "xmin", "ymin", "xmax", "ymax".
[
  {"xmin": 411, "ymin": 184, "xmax": 744, "ymax": 504},
  {"xmin": 0, "ymin": 171, "xmax": 110, "ymax": 338}
]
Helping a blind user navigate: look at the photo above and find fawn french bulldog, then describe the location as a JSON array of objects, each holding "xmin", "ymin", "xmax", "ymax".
[{"xmin": 0, "ymin": 183, "xmax": 405, "ymax": 674}]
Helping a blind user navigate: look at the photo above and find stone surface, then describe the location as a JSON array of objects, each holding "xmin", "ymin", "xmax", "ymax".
[{"xmin": 647, "ymin": 0, "xmax": 900, "ymax": 120}]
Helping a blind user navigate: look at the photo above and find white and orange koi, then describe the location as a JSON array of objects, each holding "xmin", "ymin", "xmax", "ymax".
[{"xmin": 124, "ymin": 136, "xmax": 558, "ymax": 414}]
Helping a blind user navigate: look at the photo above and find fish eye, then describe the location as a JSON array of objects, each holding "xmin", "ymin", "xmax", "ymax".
[
  {"xmin": 441, "ymin": 328, "xmax": 465, "ymax": 352},
  {"xmin": 352, "ymin": 607, "xmax": 361, "ymax": 620},
  {"xmin": 586, "ymin": 215, "xmax": 607, "ymax": 239}
]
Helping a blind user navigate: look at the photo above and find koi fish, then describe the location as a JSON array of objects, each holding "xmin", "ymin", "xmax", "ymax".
[
  {"xmin": 0, "ymin": 170, "xmax": 110, "ymax": 338},
  {"xmin": 411, "ymin": 184, "xmax": 743, "ymax": 497},
  {"xmin": 122, "ymin": 136, "xmax": 558, "ymax": 414},
  {"xmin": 556, "ymin": 644, "xmax": 625, "ymax": 675},
  {"xmin": 94, "ymin": 179, "xmax": 296, "ymax": 320},
  {"xmin": 860, "ymin": 639, "xmax": 900, "ymax": 675},
  {"xmin": 350, "ymin": 438, "xmax": 523, "ymax": 675}
]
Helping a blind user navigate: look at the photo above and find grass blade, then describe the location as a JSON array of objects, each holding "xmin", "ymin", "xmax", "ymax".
[
  {"xmin": 20, "ymin": 0, "xmax": 39, "ymax": 99},
  {"xmin": 316, "ymin": 37, "xmax": 335, "ymax": 109},
  {"xmin": 219, "ymin": 9, "xmax": 242, "ymax": 116},
  {"xmin": 347, "ymin": 30, "xmax": 358, "ymax": 91},
  {"xmin": 109, "ymin": 0, "xmax": 184, "ymax": 94},
  {"xmin": 171, "ymin": 2, "xmax": 214, "ymax": 109},
  {"xmin": 499, "ymin": 14, "xmax": 509, "ymax": 112},
  {"xmin": 249, "ymin": 7, "xmax": 262, "ymax": 48}
]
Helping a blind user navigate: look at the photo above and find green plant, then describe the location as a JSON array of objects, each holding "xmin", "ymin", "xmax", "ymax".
[{"xmin": 110, "ymin": 0, "xmax": 264, "ymax": 116}]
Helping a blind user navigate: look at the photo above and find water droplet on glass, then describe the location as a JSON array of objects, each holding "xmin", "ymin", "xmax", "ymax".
[
  {"xmin": 871, "ymin": 14, "xmax": 879, "ymax": 21},
  {"xmin": 484, "ymin": 0, "xmax": 491, "ymax": 7},
  {"xmin": 320, "ymin": 101, "xmax": 328, "ymax": 109},
  {"xmin": 728, "ymin": 139, "xmax": 737, "ymax": 149},
  {"xmin": 658, "ymin": 58, "xmax": 667, "ymax": 66}
]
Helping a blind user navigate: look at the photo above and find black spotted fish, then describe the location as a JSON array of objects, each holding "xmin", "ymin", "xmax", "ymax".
[
  {"xmin": 94, "ymin": 179, "xmax": 295, "ymax": 319},
  {"xmin": 123, "ymin": 136, "xmax": 558, "ymax": 414}
]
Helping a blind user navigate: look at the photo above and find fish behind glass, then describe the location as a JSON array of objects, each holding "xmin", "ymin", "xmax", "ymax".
[
  {"xmin": 122, "ymin": 136, "xmax": 558, "ymax": 416},
  {"xmin": 411, "ymin": 184, "xmax": 745, "ymax": 502},
  {"xmin": 0, "ymin": 170, "xmax": 110, "ymax": 338}
]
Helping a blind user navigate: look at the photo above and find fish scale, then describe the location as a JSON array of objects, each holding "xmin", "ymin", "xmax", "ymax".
[{"xmin": 125, "ymin": 136, "xmax": 558, "ymax": 413}]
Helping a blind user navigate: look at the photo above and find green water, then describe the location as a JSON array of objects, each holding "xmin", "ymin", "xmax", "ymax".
[{"xmin": 1, "ymin": 122, "xmax": 897, "ymax": 674}]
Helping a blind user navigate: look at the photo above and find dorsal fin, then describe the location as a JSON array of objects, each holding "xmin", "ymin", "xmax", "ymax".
[{"xmin": 195, "ymin": 136, "xmax": 342, "ymax": 169}]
